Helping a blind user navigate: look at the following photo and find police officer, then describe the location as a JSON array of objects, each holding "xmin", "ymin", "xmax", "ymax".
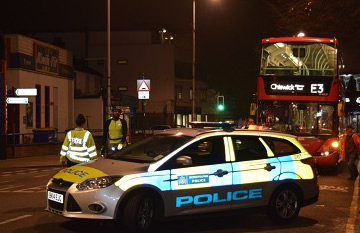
[
  {"xmin": 102, "ymin": 107, "xmax": 128, "ymax": 155},
  {"xmin": 60, "ymin": 114, "xmax": 97, "ymax": 167}
]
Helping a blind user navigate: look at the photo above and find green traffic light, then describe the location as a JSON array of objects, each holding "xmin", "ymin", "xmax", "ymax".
[{"xmin": 217, "ymin": 104, "xmax": 224, "ymax": 111}]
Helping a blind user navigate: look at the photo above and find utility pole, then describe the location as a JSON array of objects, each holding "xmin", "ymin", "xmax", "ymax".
[{"xmin": 0, "ymin": 32, "xmax": 6, "ymax": 159}]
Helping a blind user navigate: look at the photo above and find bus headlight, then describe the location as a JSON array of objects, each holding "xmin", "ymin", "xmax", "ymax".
[{"xmin": 318, "ymin": 138, "xmax": 339, "ymax": 156}]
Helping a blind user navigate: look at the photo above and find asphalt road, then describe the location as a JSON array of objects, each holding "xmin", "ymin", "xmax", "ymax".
[{"xmin": 0, "ymin": 154, "xmax": 359, "ymax": 233}]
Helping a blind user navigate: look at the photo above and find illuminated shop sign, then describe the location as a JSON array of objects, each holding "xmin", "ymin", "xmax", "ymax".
[
  {"xmin": 34, "ymin": 43, "xmax": 59, "ymax": 74},
  {"xmin": 263, "ymin": 77, "xmax": 331, "ymax": 96}
]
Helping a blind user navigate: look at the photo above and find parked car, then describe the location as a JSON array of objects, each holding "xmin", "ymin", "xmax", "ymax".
[{"xmin": 46, "ymin": 128, "xmax": 319, "ymax": 232}]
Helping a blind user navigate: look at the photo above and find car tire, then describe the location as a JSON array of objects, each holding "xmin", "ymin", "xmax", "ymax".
[
  {"xmin": 121, "ymin": 192, "xmax": 156, "ymax": 232},
  {"xmin": 267, "ymin": 186, "xmax": 300, "ymax": 224}
]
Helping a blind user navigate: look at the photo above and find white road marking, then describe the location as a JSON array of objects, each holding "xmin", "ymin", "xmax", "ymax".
[
  {"xmin": 0, "ymin": 185, "xmax": 24, "ymax": 191},
  {"xmin": 319, "ymin": 184, "xmax": 348, "ymax": 192},
  {"xmin": 0, "ymin": 214, "xmax": 32, "ymax": 225},
  {"xmin": 14, "ymin": 185, "xmax": 45, "ymax": 193},
  {"xmin": 346, "ymin": 165, "xmax": 360, "ymax": 233},
  {"xmin": 34, "ymin": 174, "xmax": 50, "ymax": 178},
  {"xmin": 0, "ymin": 180, "xmax": 13, "ymax": 183},
  {"xmin": 14, "ymin": 170, "xmax": 26, "ymax": 172}
]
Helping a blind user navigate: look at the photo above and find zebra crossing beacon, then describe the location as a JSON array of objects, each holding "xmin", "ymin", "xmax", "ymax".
[
  {"xmin": 60, "ymin": 114, "xmax": 97, "ymax": 167},
  {"xmin": 256, "ymin": 35, "xmax": 345, "ymax": 171},
  {"xmin": 47, "ymin": 126, "xmax": 319, "ymax": 232}
]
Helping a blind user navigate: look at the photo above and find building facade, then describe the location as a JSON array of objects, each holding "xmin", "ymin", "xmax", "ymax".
[
  {"xmin": 2, "ymin": 31, "xmax": 220, "ymax": 147},
  {"xmin": 4, "ymin": 34, "xmax": 74, "ymax": 143}
]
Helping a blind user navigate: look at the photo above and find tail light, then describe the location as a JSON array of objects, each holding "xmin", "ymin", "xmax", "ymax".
[{"xmin": 301, "ymin": 157, "xmax": 318, "ymax": 175}]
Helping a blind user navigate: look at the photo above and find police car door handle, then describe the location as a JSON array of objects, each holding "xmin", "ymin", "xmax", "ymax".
[
  {"xmin": 264, "ymin": 163, "xmax": 276, "ymax": 171},
  {"xmin": 213, "ymin": 169, "xmax": 229, "ymax": 177}
]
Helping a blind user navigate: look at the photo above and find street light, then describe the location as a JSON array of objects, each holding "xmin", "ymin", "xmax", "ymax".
[
  {"xmin": 192, "ymin": 0, "xmax": 218, "ymax": 121},
  {"xmin": 107, "ymin": 0, "xmax": 111, "ymax": 119},
  {"xmin": 192, "ymin": 0, "xmax": 196, "ymax": 121}
]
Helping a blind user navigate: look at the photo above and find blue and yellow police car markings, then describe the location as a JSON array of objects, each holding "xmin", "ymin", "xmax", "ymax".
[
  {"xmin": 232, "ymin": 158, "xmax": 281, "ymax": 184},
  {"xmin": 278, "ymin": 153, "xmax": 314, "ymax": 179},
  {"xmin": 177, "ymin": 174, "xmax": 209, "ymax": 185},
  {"xmin": 115, "ymin": 170, "xmax": 171, "ymax": 192},
  {"xmin": 224, "ymin": 137, "xmax": 236, "ymax": 161},
  {"xmin": 175, "ymin": 187, "xmax": 264, "ymax": 208},
  {"xmin": 170, "ymin": 164, "xmax": 233, "ymax": 190},
  {"xmin": 53, "ymin": 165, "xmax": 108, "ymax": 183}
]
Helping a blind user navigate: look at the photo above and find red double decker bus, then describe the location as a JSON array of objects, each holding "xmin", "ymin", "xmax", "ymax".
[{"xmin": 256, "ymin": 36, "xmax": 345, "ymax": 171}]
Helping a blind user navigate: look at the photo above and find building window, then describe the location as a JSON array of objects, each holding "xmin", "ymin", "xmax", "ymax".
[
  {"xmin": 177, "ymin": 86, "xmax": 182, "ymax": 100},
  {"xmin": 45, "ymin": 86, "xmax": 50, "ymax": 127},
  {"xmin": 36, "ymin": 85, "xmax": 41, "ymax": 128}
]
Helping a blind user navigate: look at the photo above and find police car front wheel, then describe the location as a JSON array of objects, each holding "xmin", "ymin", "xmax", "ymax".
[
  {"xmin": 121, "ymin": 192, "xmax": 156, "ymax": 232},
  {"xmin": 267, "ymin": 186, "xmax": 300, "ymax": 224}
]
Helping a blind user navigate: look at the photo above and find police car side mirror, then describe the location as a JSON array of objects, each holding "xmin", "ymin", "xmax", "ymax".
[{"xmin": 176, "ymin": 156, "xmax": 192, "ymax": 166}]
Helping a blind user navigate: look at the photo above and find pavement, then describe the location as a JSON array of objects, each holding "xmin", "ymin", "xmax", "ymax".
[
  {"xmin": 0, "ymin": 153, "xmax": 61, "ymax": 169},
  {"xmin": 0, "ymin": 134, "xmax": 148, "ymax": 169}
]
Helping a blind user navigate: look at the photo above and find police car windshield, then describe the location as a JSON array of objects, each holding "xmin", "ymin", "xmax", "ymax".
[{"xmin": 110, "ymin": 135, "xmax": 192, "ymax": 163}]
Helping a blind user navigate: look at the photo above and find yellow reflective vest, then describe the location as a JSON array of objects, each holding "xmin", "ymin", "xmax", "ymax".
[
  {"xmin": 103, "ymin": 118, "xmax": 127, "ymax": 145},
  {"xmin": 60, "ymin": 129, "xmax": 97, "ymax": 164}
]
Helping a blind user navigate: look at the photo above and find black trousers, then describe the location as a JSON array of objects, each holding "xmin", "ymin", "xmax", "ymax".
[
  {"xmin": 347, "ymin": 153, "xmax": 359, "ymax": 179},
  {"xmin": 67, "ymin": 159, "xmax": 78, "ymax": 167}
]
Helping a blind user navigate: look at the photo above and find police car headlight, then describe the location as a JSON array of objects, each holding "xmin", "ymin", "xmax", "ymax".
[{"xmin": 76, "ymin": 176, "xmax": 121, "ymax": 190}]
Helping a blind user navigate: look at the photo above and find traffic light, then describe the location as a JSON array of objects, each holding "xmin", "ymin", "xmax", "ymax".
[{"xmin": 217, "ymin": 96, "xmax": 224, "ymax": 111}]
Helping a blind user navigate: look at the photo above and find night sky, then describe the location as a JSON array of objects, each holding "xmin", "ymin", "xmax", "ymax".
[{"xmin": 0, "ymin": 0, "xmax": 286, "ymax": 118}]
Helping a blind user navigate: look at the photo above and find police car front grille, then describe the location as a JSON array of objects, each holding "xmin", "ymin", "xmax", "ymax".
[
  {"xmin": 52, "ymin": 178, "xmax": 73, "ymax": 188},
  {"xmin": 48, "ymin": 188, "xmax": 65, "ymax": 211},
  {"xmin": 67, "ymin": 194, "xmax": 82, "ymax": 212}
]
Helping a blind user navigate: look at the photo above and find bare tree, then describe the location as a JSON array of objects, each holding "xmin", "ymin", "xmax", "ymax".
[{"xmin": 264, "ymin": 0, "xmax": 360, "ymax": 42}]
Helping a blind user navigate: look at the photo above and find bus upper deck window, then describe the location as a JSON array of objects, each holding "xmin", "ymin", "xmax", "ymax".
[{"xmin": 293, "ymin": 48, "xmax": 306, "ymax": 58}]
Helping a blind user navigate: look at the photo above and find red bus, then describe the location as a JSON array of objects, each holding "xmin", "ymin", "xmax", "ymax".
[{"xmin": 257, "ymin": 36, "xmax": 345, "ymax": 171}]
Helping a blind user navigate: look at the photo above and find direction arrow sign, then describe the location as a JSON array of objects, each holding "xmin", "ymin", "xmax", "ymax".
[
  {"xmin": 6, "ymin": 97, "xmax": 29, "ymax": 104},
  {"xmin": 15, "ymin": 88, "xmax": 37, "ymax": 96}
]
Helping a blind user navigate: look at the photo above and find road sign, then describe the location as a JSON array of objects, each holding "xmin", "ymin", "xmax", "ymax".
[
  {"xmin": 15, "ymin": 88, "xmax": 37, "ymax": 96},
  {"xmin": 138, "ymin": 91, "xmax": 149, "ymax": 99},
  {"xmin": 137, "ymin": 79, "xmax": 150, "ymax": 91},
  {"xmin": 6, "ymin": 97, "xmax": 29, "ymax": 104}
]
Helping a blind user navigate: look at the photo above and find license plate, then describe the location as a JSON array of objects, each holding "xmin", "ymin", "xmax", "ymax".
[{"xmin": 48, "ymin": 190, "xmax": 64, "ymax": 204}]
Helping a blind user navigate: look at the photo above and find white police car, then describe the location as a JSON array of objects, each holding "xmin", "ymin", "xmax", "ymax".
[{"xmin": 46, "ymin": 128, "xmax": 319, "ymax": 232}]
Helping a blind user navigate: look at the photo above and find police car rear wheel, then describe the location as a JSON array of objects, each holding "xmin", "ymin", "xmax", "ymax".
[
  {"xmin": 268, "ymin": 186, "xmax": 300, "ymax": 224},
  {"xmin": 121, "ymin": 192, "xmax": 155, "ymax": 231}
]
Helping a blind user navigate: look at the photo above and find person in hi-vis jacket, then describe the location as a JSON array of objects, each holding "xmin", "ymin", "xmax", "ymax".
[
  {"xmin": 102, "ymin": 107, "xmax": 127, "ymax": 156},
  {"xmin": 60, "ymin": 114, "xmax": 97, "ymax": 167}
]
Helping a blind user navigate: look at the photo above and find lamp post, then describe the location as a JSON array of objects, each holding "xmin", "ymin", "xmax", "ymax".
[
  {"xmin": 107, "ymin": 0, "xmax": 111, "ymax": 119},
  {"xmin": 192, "ymin": 0, "xmax": 196, "ymax": 121}
]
